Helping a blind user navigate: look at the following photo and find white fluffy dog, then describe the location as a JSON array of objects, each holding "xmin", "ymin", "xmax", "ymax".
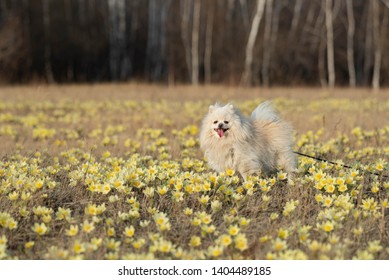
[{"xmin": 200, "ymin": 101, "xmax": 296, "ymax": 180}]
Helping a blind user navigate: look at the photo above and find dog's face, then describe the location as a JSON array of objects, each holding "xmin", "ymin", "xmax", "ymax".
[{"xmin": 206, "ymin": 104, "xmax": 236, "ymax": 138}]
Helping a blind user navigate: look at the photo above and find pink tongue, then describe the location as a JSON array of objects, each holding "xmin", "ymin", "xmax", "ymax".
[{"xmin": 217, "ymin": 128, "xmax": 224, "ymax": 137}]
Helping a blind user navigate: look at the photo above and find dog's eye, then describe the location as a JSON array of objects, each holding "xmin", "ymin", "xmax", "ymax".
[
  {"xmin": 224, "ymin": 121, "xmax": 229, "ymax": 124},
  {"xmin": 213, "ymin": 120, "xmax": 218, "ymax": 124}
]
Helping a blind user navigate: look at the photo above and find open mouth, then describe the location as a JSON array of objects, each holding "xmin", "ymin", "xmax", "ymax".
[{"xmin": 214, "ymin": 128, "xmax": 229, "ymax": 138}]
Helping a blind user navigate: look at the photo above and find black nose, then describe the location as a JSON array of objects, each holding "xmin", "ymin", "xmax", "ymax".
[{"xmin": 218, "ymin": 123, "xmax": 223, "ymax": 128}]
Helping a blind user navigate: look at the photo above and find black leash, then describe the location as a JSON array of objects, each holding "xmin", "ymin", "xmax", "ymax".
[{"xmin": 293, "ymin": 151, "xmax": 388, "ymax": 179}]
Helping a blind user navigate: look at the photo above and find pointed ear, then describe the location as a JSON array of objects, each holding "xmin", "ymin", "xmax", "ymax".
[
  {"xmin": 226, "ymin": 104, "xmax": 234, "ymax": 111},
  {"xmin": 209, "ymin": 105, "xmax": 215, "ymax": 113}
]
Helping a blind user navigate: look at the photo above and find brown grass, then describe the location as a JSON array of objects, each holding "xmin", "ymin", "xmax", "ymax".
[{"xmin": 0, "ymin": 84, "xmax": 388, "ymax": 260}]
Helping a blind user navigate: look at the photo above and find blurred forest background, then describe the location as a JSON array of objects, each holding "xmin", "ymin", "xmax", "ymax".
[{"xmin": 0, "ymin": 0, "xmax": 389, "ymax": 87}]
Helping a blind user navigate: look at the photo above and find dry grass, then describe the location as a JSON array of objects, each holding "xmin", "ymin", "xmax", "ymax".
[{"xmin": 0, "ymin": 84, "xmax": 388, "ymax": 260}]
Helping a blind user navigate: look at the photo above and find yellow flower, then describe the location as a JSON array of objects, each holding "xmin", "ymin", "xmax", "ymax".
[
  {"xmin": 184, "ymin": 208, "xmax": 193, "ymax": 216},
  {"xmin": 314, "ymin": 170, "xmax": 325, "ymax": 181},
  {"xmin": 283, "ymin": 200, "xmax": 299, "ymax": 216},
  {"xmin": 259, "ymin": 235, "xmax": 271, "ymax": 243},
  {"xmin": 32, "ymin": 223, "xmax": 48, "ymax": 236},
  {"xmin": 228, "ymin": 225, "xmax": 240, "ymax": 236},
  {"xmin": 273, "ymin": 238, "xmax": 287, "ymax": 251},
  {"xmin": 204, "ymin": 225, "xmax": 216, "ymax": 234},
  {"xmin": 90, "ymin": 238, "xmax": 102, "ymax": 250},
  {"xmin": 132, "ymin": 238, "xmax": 145, "ymax": 249},
  {"xmin": 278, "ymin": 228, "xmax": 289, "ymax": 239},
  {"xmin": 189, "ymin": 236, "xmax": 201, "ymax": 247},
  {"xmin": 192, "ymin": 217, "xmax": 201, "ymax": 226},
  {"xmin": 73, "ymin": 240, "xmax": 85, "ymax": 254},
  {"xmin": 315, "ymin": 194, "xmax": 323, "ymax": 203},
  {"xmin": 201, "ymin": 214, "xmax": 212, "ymax": 225},
  {"xmin": 157, "ymin": 186, "xmax": 168, "ymax": 195},
  {"xmin": 328, "ymin": 234, "xmax": 339, "ymax": 245},
  {"xmin": 7, "ymin": 219, "xmax": 18, "ymax": 230},
  {"xmin": 56, "ymin": 207, "xmax": 72, "ymax": 221},
  {"xmin": 66, "ymin": 225, "xmax": 79, "ymax": 236},
  {"xmin": 25, "ymin": 241, "xmax": 35, "ymax": 249},
  {"xmin": 42, "ymin": 215, "xmax": 52, "ymax": 223},
  {"xmin": 361, "ymin": 198, "xmax": 377, "ymax": 211},
  {"xmin": 338, "ymin": 184, "xmax": 347, "ymax": 192},
  {"xmin": 8, "ymin": 191, "xmax": 19, "ymax": 201},
  {"xmin": 34, "ymin": 180, "xmax": 44, "ymax": 190},
  {"xmin": 277, "ymin": 172, "xmax": 287, "ymax": 181},
  {"xmin": 154, "ymin": 212, "xmax": 171, "ymax": 231},
  {"xmin": 239, "ymin": 217, "xmax": 250, "ymax": 227},
  {"xmin": 207, "ymin": 246, "xmax": 223, "ymax": 257},
  {"xmin": 218, "ymin": 234, "xmax": 232, "ymax": 247},
  {"xmin": 107, "ymin": 227, "xmax": 116, "ymax": 237},
  {"xmin": 158, "ymin": 240, "xmax": 173, "ymax": 253},
  {"xmin": 106, "ymin": 238, "xmax": 121, "ymax": 251},
  {"xmin": 375, "ymin": 159, "xmax": 385, "ymax": 172},
  {"xmin": 143, "ymin": 187, "xmax": 155, "ymax": 197},
  {"xmin": 234, "ymin": 234, "xmax": 248, "ymax": 251},
  {"xmin": 198, "ymin": 195, "xmax": 210, "ymax": 204},
  {"xmin": 82, "ymin": 220, "xmax": 95, "ymax": 233},
  {"xmin": 322, "ymin": 196, "xmax": 333, "ymax": 207},
  {"xmin": 225, "ymin": 169, "xmax": 235, "ymax": 177},
  {"xmin": 211, "ymin": 200, "xmax": 222, "ymax": 212},
  {"xmin": 367, "ymin": 240, "xmax": 382, "ymax": 253},
  {"xmin": 321, "ymin": 221, "xmax": 334, "ymax": 232},
  {"xmin": 85, "ymin": 204, "xmax": 97, "ymax": 216},
  {"xmin": 371, "ymin": 183, "xmax": 380, "ymax": 194},
  {"xmin": 324, "ymin": 184, "xmax": 335, "ymax": 193},
  {"xmin": 124, "ymin": 226, "xmax": 135, "ymax": 238}
]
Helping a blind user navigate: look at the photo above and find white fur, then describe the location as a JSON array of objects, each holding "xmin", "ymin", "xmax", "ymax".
[{"xmin": 200, "ymin": 101, "xmax": 296, "ymax": 180}]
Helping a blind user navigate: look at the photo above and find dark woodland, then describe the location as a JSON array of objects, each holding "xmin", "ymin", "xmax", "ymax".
[{"xmin": 0, "ymin": 0, "xmax": 388, "ymax": 87}]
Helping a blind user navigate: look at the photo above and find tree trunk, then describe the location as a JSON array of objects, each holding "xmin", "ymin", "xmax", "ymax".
[
  {"xmin": 65, "ymin": 0, "xmax": 74, "ymax": 81},
  {"xmin": 180, "ymin": 0, "xmax": 192, "ymax": 82},
  {"xmin": 191, "ymin": 0, "xmax": 201, "ymax": 85},
  {"xmin": 262, "ymin": 0, "xmax": 273, "ymax": 87},
  {"xmin": 372, "ymin": 0, "xmax": 381, "ymax": 89},
  {"xmin": 325, "ymin": 0, "xmax": 335, "ymax": 88},
  {"xmin": 42, "ymin": 0, "xmax": 54, "ymax": 83},
  {"xmin": 239, "ymin": 0, "xmax": 250, "ymax": 30},
  {"xmin": 205, "ymin": 1, "xmax": 214, "ymax": 84},
  {"xmin": 363, "ymin": 1, "xmax": 373, "ymax": 86},
  {"xmin": 346, "ymin": 0, "xmax": 356, "ymax": 87},
  {"xmin": 108, "ymin": 0, "xmax": 128, "ymax": 81},
  {"xmin": 241, "ymin": 0, "xmax": 266, "ymax": 86},
  {"xmin": 289, "ymin": 0, "xmax": 302, "ymax": 37}
]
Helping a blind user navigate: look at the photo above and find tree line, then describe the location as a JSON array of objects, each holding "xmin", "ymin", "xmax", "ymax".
[{"xmin": 0, "ymin": 0, "xmax": 388, "ymax": 87}]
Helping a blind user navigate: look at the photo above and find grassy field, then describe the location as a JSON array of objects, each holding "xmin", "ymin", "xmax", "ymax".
[{"xmin": 0, "ymin": 84, "xmax": 388, "ymax": 260}]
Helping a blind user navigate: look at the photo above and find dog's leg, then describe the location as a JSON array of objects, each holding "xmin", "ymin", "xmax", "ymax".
[{"xmin": 277, "ymin": 149, "xmax": 297, "ymax": 185}]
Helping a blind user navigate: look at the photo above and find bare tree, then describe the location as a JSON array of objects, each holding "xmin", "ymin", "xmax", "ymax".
[
  {"xmin": 325, "ymin": 0, "xmax": 335, "ymax": 88},
  {"xmin": 180, "ymin": 0, "xmax": 192, "ymax": 82},
  {"xmin": 146, "ymin": 0, "xmax": 163, "ymax": 81},
  {"xmin": 64, "ymin": 0, "xmax": 74, "ymax": 80},
  {"xmin": 42, "ymin": 0, "xmax": 54, "ymax": 83},
  {"xmin": 239, "ymin": 0, "xmax": 250, "ymax": 30},
  {"xmin": 205, "ymin": 1, "xmax": 214, "ymax": 84},
  {"xmin": 191, "ymin": 0, "xmax": 201, "ymax": 85},
  {"xmin": 108, "ymin": 0, "xmax": 127, "ymax": 80},
  {"xmin": 241, "ymin": 0, "xmax": 266, "ymax": 86},
  {"xmin": 372, "ymin": 0, "xmax": 381, "ymax": 89},
  {"xmin": 346, "ymin": 0, "xmax": 356, "ymax": 87},
  {"xmin": 363, "ymin": 1, "xmax": 373, "ymax": 86},
  {"xmin": 381, "ymin": 0, "xmax": 389, "ymax": 8},
  {"xmin": 262, "ymin": 0, "xmax": 273, "ymax": 87},
  {"xmin": 290, "ymin": 0, "xmax": 303, "ymax": 36}
]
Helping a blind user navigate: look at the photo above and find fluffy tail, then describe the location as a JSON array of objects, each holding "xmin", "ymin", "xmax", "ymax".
[{"xmin": 251, "ymin": 101, "xmax": 280, "ymax": 122}]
